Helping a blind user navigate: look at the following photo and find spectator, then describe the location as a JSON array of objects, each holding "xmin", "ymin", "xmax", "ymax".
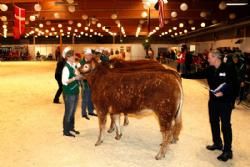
[
  {"xmin": 53, "ymin": 55, "xmax": 66, "ymax": 104},
  {"xmin": 61, "ymin": 47, "xmax": 81, "ymax": 137},
  {"xmin": 181, "ymin": 50, "xmax": 237, "ymax": 162}
]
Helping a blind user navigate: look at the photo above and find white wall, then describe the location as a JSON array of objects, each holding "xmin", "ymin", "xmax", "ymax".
[
  {"xmin": 151, "ymin": 44, "xmax": 179, "ymax": 57},
  {"xmin": 4, "ymin": 37, "xmax": 250, "ymax": 61},
  {"xmin": 27, "ymin": 43, "xmax": 179, "ymax": 60}
]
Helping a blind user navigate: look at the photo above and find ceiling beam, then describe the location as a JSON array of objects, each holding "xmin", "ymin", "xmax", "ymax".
[{"xmin": 4, "ymin": 0, "xmax": 38, "ymax": 3}]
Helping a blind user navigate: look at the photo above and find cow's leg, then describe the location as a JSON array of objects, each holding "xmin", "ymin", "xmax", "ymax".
[
  {"xmin": 155, "ymin": 130, "xmax": 172, "ymax": 160},
  {"xmin": 123, "ymin": 113, "xmax": 129, "ymax": 126},
  {"xmin": 113, "ymin": 114, "xmax": 122, "ymax": 140},
  {"xmin": 95, "ymin": 113, "xmax": 107, "ymax": 146},
  {"xmin": 107, "ymin": 113, "xmax": 115, "ymax": 133},
  {"xmin": 171, "ymin": 117, "xmax": 182, "ymax": 144},
  {"xmin": 155, "ymin": 115, "xmax": 173, "ymax": 160}
]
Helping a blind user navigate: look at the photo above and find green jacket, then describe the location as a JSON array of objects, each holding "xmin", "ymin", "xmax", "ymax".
[{"xmin": 62, "ymin": 63, "xmax": 79, "ymax": 95}]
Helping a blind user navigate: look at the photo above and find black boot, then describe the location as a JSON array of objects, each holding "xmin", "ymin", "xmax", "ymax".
[
  {"xmin": 82, "ymin": 115, "xmax": 90, "ymax": 120},
  {"xmin": 217, "ymin": 151, "xmax": 233, "ymax": 161},
  {"xmin": 206, "ymin": 144, "xmax": 223, "ymax": 151},
  {"xmin": 53, "ymin": 99, "xmax": 61, "ymax": 104},
  {"xmin": 63, "ymin": 132, "xmax": 75, "ymax": 137},
  {"xmin": 89, "ymin": 113, "xmax": 97, "ymax": 116},
  {"xmin": 71, "ymin": 129, "xmax": 80, "ymax": 135}
]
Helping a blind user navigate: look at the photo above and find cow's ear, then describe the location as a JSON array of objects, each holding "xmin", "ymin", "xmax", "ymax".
[{"xmin": 81, "ymin": 64, "xmax": 91, "ymax": 73}]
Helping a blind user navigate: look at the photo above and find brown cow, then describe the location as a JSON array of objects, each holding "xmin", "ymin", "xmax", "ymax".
[
  {"xmin": 79, "ymin": 60, "xmax": 183, "ymax": 160},
  {"xmin": 106, "ymin": 58, "xmax": 181, "ymax": 134}
]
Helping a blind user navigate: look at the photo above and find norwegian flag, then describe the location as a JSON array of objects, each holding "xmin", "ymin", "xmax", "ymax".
[
  {"xmin": 13, "ymin": 5, "xmax": 25, "ymax": 39},
  {"xmin": 158, "ymin": 0, "xmax": 164, "ymax": 28}
]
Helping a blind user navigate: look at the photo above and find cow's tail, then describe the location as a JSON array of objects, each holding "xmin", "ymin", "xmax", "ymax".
[
  {"xmin": 175, "ymin": 81, "xmax": 183, "ymax": 123},
  {"xmin": 170, "ymin": 80, "xmax": 183, "ymax": 142}
]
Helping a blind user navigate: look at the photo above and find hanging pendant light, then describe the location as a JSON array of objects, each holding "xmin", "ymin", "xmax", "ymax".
[
  {"xmin": 0, "ymin": 4, "xmax": 8, "ymax": 12},
  {"xmin": 180, "ymin": 3, "xmax": 188, "ymax": 11},
  {"xmin": 68, "ymin": 5, "xmax": 76, "ymax": 13},
  {"xmin": 229, "ymin": 13, "xmax": 236, "ymax": 20},
  {"xmin": 46, "ymin": 21, "xmax": 51, "ymax": 25},
  {"xmin": 111, "ymin": 14, "xmax": 118, "ymax": 20},
  {"xmin": 66, "ymin": 0, "xmax": 74, "ymax": 4},
  {"xmin": 219, "ymin": 1, "xmax": 227, "ymax": 10},
  {"xmin": 200, "ymin": 11, "xmax": 207, "ymax": 18},
  {"xmin": 1, "ymin": 16, "xmax": 7, "ymax": 22},
  {"xmin": 188, "ymin": 20, "xmax": 194, "ymax": 24},
  {"xmin": 54, "ymin": 13, "xmax": 60, "ymax": 19},
  {"xmin": 30, "ymin": 15, "xmax": 36, "ymax": 22},
  {"xmin": 171, "ymin": 11, "xmax": 178, "ymax": 18},
  {"xmin": 82, "ymin": 15, "xmax": 88, "ymax": 20},
  {"xmin": 34, "ymin": 4, "xmax": 42, "ymax": 12}
]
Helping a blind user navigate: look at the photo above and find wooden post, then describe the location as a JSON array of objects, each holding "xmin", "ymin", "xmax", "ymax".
[
  {"xmin": 33, "ymin": 36, "xmax": 36, "ymax": 45},
  {"xmin": 113, "ymin": 35, "xmax": 115, "ymax": 44},
  {"xmin": 60, "ymin": 33, "xmax": 62, "ymax": 56},
  {"xmin": 72, "ymin": 35, "xmax": 75, "ymax": 44},
  {"xmin": 148, "ymin": 7, "xmax": 151, "ymax": 36},
  {"xmin": 33, "ymin": 36, "xmax": 36, "ymax": 60}
]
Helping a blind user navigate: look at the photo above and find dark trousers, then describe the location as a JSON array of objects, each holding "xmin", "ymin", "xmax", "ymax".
[
  {"xmin": 63, "ymin": 94, "xmax": 79, "ymax": 133},
  {"xmin": 54, "ymin": 78, "xmax": 63, "ymax": 102},
  {"xmin": 208, "ymin": 100, "xmax": 233, "ymax": 152},
  {"xmin": 81, "ymin": 87, "xmax": 94, "ymax": 116}
]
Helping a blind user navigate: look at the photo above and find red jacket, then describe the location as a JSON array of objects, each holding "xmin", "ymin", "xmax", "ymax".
[{"xmin": 177, "ymin": 52, "xmax": 186, "ymax": 64}]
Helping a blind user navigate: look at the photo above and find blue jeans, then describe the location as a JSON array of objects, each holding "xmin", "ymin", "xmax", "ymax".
[
  {"xmin": 63, "ymin": 94, "xmax": 79, "ymax": 133},
  {"xmin": 81, "ymin": 87, "xmax": 94, "ymax": 116}
]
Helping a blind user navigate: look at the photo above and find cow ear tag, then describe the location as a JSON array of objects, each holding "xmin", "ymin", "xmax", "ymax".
[{"xmin": 109, "ymin": 64, "xmax": 114, "ymax": 69}]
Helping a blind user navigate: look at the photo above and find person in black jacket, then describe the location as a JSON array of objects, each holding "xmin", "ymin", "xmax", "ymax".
[
  {"xmin": 182, "ymin": 50, "xmax": 237, "ymax": 162},
  {"xmin": 53, "ymin": 55, "xmax": 66, "ymax": 104}
]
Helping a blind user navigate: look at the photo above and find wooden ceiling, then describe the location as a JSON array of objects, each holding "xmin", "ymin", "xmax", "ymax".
[{"xmin": 0, "ymin": 0, "xmax": 249, "ymax": 39}]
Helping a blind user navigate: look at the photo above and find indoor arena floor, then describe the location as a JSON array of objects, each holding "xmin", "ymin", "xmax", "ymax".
[{"xmin": 0, "ymin": 61, "xmax": 249, "ymax": 167}]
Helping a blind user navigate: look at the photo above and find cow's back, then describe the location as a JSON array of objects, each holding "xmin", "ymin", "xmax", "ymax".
[{"xmin": 91, "ymin": 69, "xmax": 182, "ymax": 125}]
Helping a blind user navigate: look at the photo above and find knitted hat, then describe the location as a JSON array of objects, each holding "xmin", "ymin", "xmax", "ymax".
[{"xmin": 62, "ymin": 47, "xmax": 74, "ymax": 58}]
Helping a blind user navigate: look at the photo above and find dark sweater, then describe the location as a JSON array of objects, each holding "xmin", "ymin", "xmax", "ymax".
[
  {"xmin": 182, "ymin": 63, "xmax": 238, "ymax": 102},
  {"xmin": 55, "ymin": 60, "xmax": 66, "ymax": 80}
]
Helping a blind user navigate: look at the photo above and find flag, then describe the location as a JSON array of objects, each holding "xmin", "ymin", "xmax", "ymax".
[
  {"xmin": 158, "ymin": 0, "xmax": 164, "ymax": 28},
  {"xmin": 14, "ymin": 5, "xmax": 25, "ymax": 39},
  {"xmin": 13, "ymin": 27, "xmax": 20, "ymax": 40}
]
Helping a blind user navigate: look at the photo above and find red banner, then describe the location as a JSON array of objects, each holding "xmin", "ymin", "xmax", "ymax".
[
  {"xmin": 14, "ymin": 5, "xmax": 25, "ymax": 39},
  {"xmin": 158, "ymin": 0, "xmax": 164, "ymax": 28}
]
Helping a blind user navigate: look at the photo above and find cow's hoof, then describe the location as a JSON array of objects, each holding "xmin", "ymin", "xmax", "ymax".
[
  {"xmin": 107, "ymin": 128, "xmax": 115, "ymax": 133},
  {"xmin": 170, "ymin": 138, "xmax": 179, "ymax": 144},
  {"xmin": 155, "ymin": 155, "xmax": 162, "ymax": 160},
  {"xmin": 115, "ymin": 134, "xmax": 122, "ymax": 140},
  {"xmin": 95, "ymin": 140, "xmax": 103, "ymax": 146},
  {"xmin": 155, "ymin": 154, "xmax": 165, "ymax": 160}
]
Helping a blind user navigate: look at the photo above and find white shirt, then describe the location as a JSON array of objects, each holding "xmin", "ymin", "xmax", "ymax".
[{"xmin": 62, "ymin": 61, "xmax": 76, "ymax": 86}]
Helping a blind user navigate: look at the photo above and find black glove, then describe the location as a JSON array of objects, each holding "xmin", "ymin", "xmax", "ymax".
[{"xmin": 180, "ymin": 73, "xmax": 185, "ymax": 78}]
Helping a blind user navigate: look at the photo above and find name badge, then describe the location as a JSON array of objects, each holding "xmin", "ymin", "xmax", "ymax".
[{"xmin": 219, "ymin": 72, "xmax": 226, "ymax": 77}]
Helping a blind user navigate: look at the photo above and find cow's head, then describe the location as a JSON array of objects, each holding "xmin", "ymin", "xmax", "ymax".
[{"xmin": 78, "ymin": 57, "xmax": 106, "ymax": 74}]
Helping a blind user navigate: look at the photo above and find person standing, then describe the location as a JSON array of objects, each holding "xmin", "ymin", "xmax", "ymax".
[
  {"xmin": 55, "ymin": 46, "xmax": 61, "ymax": 61},
  {"xmin": 79, "ymin": 48, "xmax": 97, "ymax": 120},
  {"xmin": 53, "ymin": 54, "xmax": 65, "ymax": 104},
  {"xmin": 147, "ymin": 48, "xmax": 154, "ymax": 59},
  {"xmin": 62, "ymin": 47, "xmax": 81, "ymax": 137},
  {"xmin": 176, "ymin": 45, "xmax": 187, "ymax": 74},
  {"xmin": 181, "ymin": 50, "xmax": 237, "ymax": 162},
  {"xmin": 232, "ymin": 54, "xmax": 246, "ymax": 105}
]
